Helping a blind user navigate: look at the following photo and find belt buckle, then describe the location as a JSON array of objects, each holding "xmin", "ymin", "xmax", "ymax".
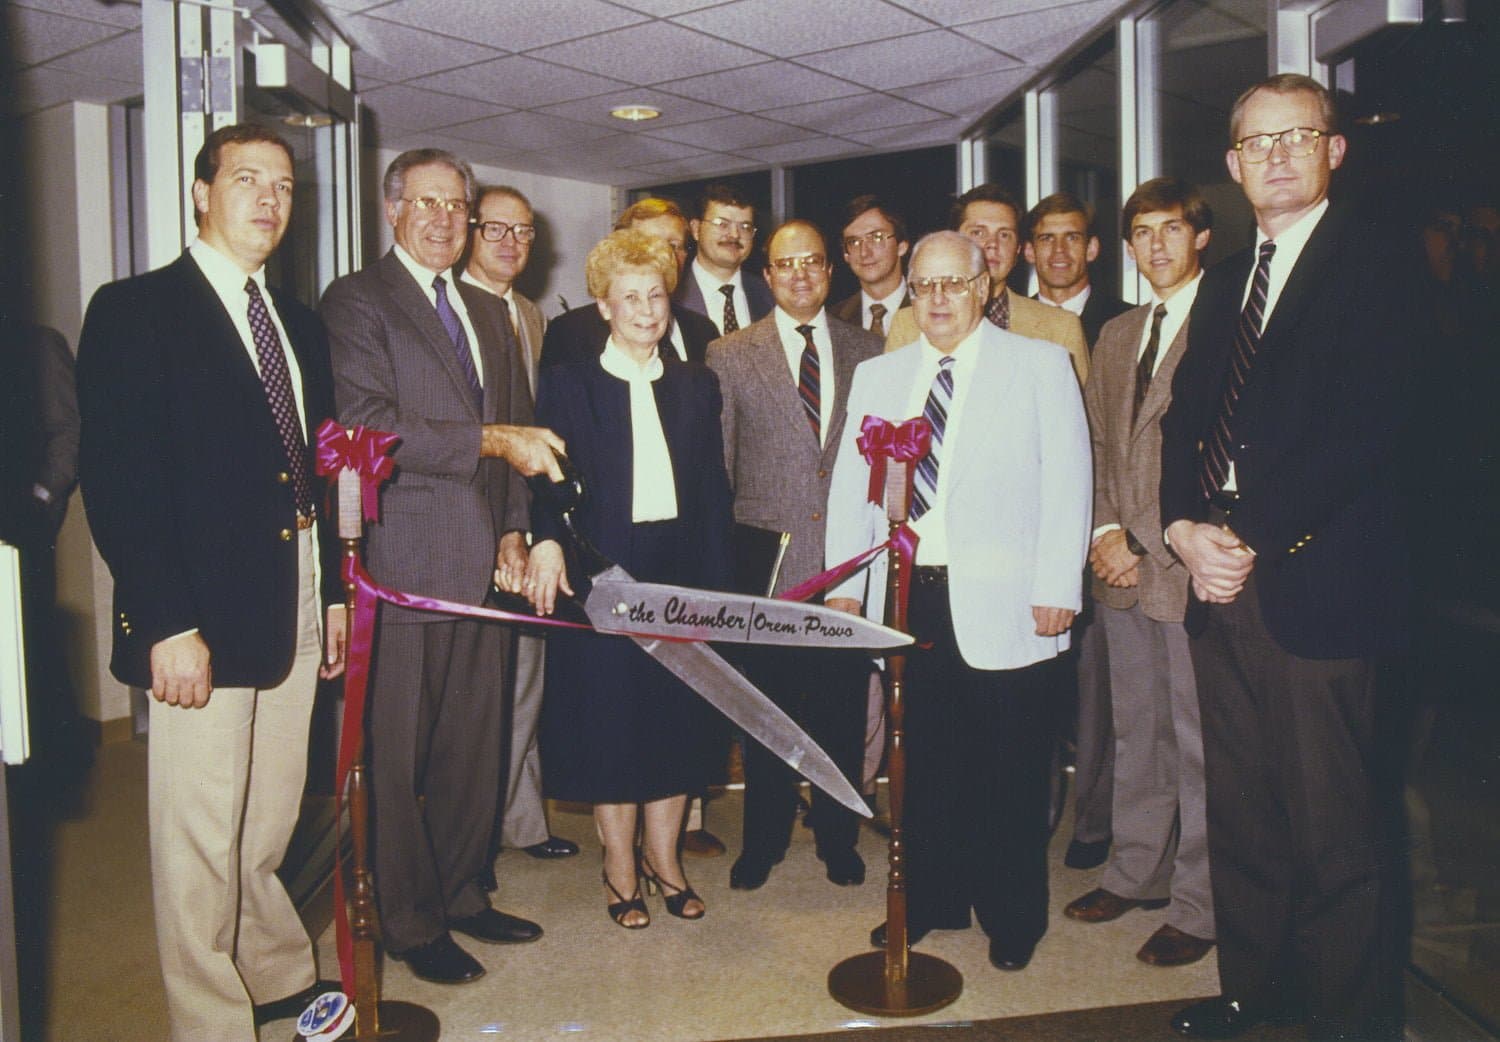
[{"xmin": 295, "ymin": 513, "xmax": 314, "ymax": 531}]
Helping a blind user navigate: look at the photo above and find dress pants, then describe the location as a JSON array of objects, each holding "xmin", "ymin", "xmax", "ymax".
[
  {"xmin": 1099, "ymin": 602, "xmax": 1213, "ymax": 939},
  {"xmin": 739, "ymin": 644, "xmax": 867, "ymax": 858},
  {"xmin": 903, "ymin": 576, "xmax": 1057, "ymax": 943},
  {"xmin": 148, "ymin": 529, "xmax": 320, "ymax": 1042},
  {"xmin": 1070, "ymin": 607, "xmax": 1114, "ymax": 846},
  {"xmin": 1192, "ymin": 571, "xmax": 1402, "ymax": 1041},
  {"xmin": 368, "ymin": 615, "xmax": 505, "ymax": 951},
  {"xmin": 499, "ymin": 632, "xmax": 548, "ymax": 849}
]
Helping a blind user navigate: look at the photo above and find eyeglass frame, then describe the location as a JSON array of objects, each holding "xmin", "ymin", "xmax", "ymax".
[
  {"xmin": 767, "ymin": 253, "xmax": 829, "ymax": 274},
  {"xmin": 909, "ymin": 272, "xmax": 987, "ymax": 299},
  {"xmin": 842, "ymin": 230, "xmax": 899, "ymax": 252},
  {"xmin": 401, "ymin": 196, "xmax": 471, "ymax": 216},
  {"xmin": 1232, "ymin": 126, "xmax": 1327, "ymax": 163},
  {"xmin": 473, "ymin": 220, "xmax": 537, "ymax": 244},
  {"xmin": 704, "ymin": 216, "xmax": 756, "ymax": 236}
]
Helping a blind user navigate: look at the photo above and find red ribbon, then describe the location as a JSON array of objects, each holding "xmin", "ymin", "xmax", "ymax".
[
  {"xmin": 314, "ymin": 421, "xmax": 398, "ymax": 523},
  {"xmin": 856, "ymin": 415, "xmax": 930, "ymax": 507}
]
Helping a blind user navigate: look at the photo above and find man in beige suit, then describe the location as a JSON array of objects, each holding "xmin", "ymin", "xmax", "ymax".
[
  {"xmin": 1063, "ymin": 178, "xmax": 1215, "ymax": 968},
  {"xmin": 462, "ymin": 185, "xmax": 580, "ymax": 875},
  {"xmin": 884, "ymin": 183, "xmax": 1088, "ymax": 384}
]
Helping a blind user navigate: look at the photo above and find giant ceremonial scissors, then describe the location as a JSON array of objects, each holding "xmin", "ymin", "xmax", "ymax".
[{"xmin": 526, "ymin": 462, "xmax": 910, "ymax": 818}]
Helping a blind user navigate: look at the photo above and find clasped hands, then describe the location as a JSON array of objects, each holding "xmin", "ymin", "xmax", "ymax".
[
  {"xmin": 1165, "ymin": 519, "xmax": 1255, "ymax": 603},
  {"xmin": 1090, "ymin": 528, "xmax": 1141, "ymax": 588}
]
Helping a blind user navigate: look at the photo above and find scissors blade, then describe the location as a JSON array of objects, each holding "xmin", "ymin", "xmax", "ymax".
[{"xmin": 586, "ymin": 575, "xmax": 911, "ymax": 650}]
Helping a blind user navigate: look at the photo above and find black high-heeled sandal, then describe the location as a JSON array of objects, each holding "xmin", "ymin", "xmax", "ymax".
[
  {"xmin": 602, "ymin": 857, "xmax": 649, "ymax": 929},
  {"xmin": 639, "ymin": 855, "xmax": 705, "ymax": 920}
]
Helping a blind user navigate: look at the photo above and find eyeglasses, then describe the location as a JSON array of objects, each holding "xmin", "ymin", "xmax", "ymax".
[
  {"xmin": 402, "ymin": 196, "xmax": 470, "ymax": 216},
  {"xmin": 768, "ymin": 253, "xmax": 827, "ymax": 274},
  {"xmin": 842, "ymin": 230, "xmax": 897, "ymax": 252},
  {"xmin": 1233, "ymin": 126, "xmax": 1325, "ymax": 163},
  {"xmin": 909, "ymin": 273, "xmax": 986, "ymax": 299},
  {"xmin": 474, "ymin": 220, "xmax": 537, "ymax": 243},
  {"xmin": 705, "ymin": 216, "xmax": 755, "ymax": 236}
]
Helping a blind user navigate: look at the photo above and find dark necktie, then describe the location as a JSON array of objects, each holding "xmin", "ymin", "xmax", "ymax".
[
  {"xmin": 868, "ymin": 302, "xmax": 887, "ymax": 335},
  {"xmin": 1200, "ymin": 241, "xmax": 1276, "ymax": 499},
  {"xmin": 492, "ymin": 295, "xmax": 520, "ymax": 406},
  {"xmin": 1133, "ymin": 302, "xmax": 1169, "ymax": 422},
  {"xmin": 719, "ymin": 284, "xmax": 739, "ymax": 334},
  {"xmin": 795, "ymin": 323, "xmax": 820, "ymax": 443},
  {"xmin": 984, "ymin": 288, "xmax": 1010, "ymax": 330},
  {"xmin": 245, "ymin": 278, "xmax": 313, "ymax": 516},
  {"xmin": 433, "ymin": 275, "xmax": 482, "ymax": 408},
  {"xmin": 910, "ymin": 356, "xmax": 955, "ymax": 522}
]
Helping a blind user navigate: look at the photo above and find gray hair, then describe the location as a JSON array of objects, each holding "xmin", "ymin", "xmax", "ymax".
[
  {"xmin": 383, "ymin": 148, "xmax": 476, "ymax": 206},
  {"xmin": 909, "ymin": 230, "xmax": 986, "ymax": 277}
]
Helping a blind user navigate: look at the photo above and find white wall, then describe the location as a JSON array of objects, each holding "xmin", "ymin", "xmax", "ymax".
[
  {"xmin": 23, "ymin": 102, "xmax": 132, "ymax": 726},
  {"xmin": 365, "ymin": 148, "xmax": 615, "ymax": 318}
]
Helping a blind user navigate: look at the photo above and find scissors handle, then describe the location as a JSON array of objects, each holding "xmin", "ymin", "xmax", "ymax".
[{"xmin": 527, "ymin": 455, "xmax": 612, "ymax": 577}]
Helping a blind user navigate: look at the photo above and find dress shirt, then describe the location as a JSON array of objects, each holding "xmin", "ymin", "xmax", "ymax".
[
  {"xmin": 903, "ymin": 325, "xmax": 983, "ymax": 565},
  {"xmin": 773, "ymin": 306, "xmax": 834, "ymax": 448},
  {"xmin": 1038, "ymin": 283, "xmax": 1090, "ymax": 316},
  {"xmin": 690, "ymin": 257, "xmax": 750, "ymax": 336},
  {"xmin": 393, "ymin": 244, "xmax": 484, "ymax": 387},
  {"xmin": 861, "ymin": 281, "xmax": 907, "ymax": 330},
  {"xmin": 599, "ymin": 337, "xmax": 678, "ymax": 522}
]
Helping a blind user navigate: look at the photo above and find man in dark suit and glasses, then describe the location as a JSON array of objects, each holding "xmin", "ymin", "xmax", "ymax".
[
  {"xmin": 676, "ymin": 182, "xmax": 775, "ymax": 335},
  {"xmin": 77, "ymin": 123, "xmax": 345, "ymax": 1041},
  {"xmin": 1162, "ymin": 74, "xmax": 1413, "ymax": 1041},
  {"xmin": 321, "ymin": 148, "xmax": 564, "ymax": 986}
]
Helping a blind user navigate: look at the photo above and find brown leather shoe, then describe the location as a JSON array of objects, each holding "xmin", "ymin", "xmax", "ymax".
[
  {"xmin": 1063, "ymin": 887, "xmax": 1169, "ymax": 923},
  {"xmin": 681, "ymin": 829, "xmax": 726, "ymax": 858},
  {"xmin": 1138, "ymin": 924, "xmax": 1215, "ymax": 966}
]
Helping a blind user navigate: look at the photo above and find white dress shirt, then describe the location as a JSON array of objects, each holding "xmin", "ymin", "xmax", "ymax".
[
  {"xmin": 904, "ymin": 325, "xmax": 983, "ymax": 565},
  {"xmin": 691, "ymin": 257, "xmax": 750, "ymax": 336},
  {"xmin": 773, "ymin": 306, "xmax": 834, "ymax": 448},
  {"xmin": 600, "ymin": 338, "xmax": 678, "ymax": 522},
  {"xmin": 394, "ymin": 244, "xmax": 484, "ymax": 387}
]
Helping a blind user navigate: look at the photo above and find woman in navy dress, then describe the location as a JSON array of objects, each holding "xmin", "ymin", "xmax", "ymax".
[{"xmin": 525, "ymin": 228, "xmax": 731, "ymax": 927}]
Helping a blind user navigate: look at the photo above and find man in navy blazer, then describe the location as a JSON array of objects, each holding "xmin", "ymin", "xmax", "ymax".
[
  {"xmin": 675, "ymin": 182, "xmax": 774, "ymax": 335},
  {"xmin": 1162, "ymin": 75, "xmax": 1413, "ymax": 1041},
  {"xmin": 77, "ymin": 124, "xmax": 344, "ymax": 1041}
]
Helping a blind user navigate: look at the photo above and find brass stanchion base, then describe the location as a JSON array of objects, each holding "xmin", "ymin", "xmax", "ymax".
[
  {"xmin": 827, "ymin": 951, "xmax": 963, "ymax": 1017},
  {"xmin": 350, "ymin": 1000, "xmax": 440, "ymax": 1041}
]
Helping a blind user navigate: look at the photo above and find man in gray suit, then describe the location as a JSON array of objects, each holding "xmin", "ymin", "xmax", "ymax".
[
  {"xmin": 322, "ymin": 149, "xmax": 563, "ymax": 985},
  {"xmin": 1065, "ymin": 178, "xmax": 1216, "ymax": 968},
  {"xmin": 461, "ymin": 185, "xmax": 580, "ymax": 878},
  {"xmin": 708, "ymin": 220, "xmax": 882, "ymax": 890}
]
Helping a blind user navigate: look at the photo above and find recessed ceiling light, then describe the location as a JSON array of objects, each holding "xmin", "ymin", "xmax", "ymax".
[
  {"xmin": 283, "ymin": 112, "xmax": 334, "ymax": 128},
  {"xmin": 1354, "ymin": 111, "xmax": 1401, "ymax": 126},
  {"xmin": 610, "ymin": 104, "xmax": 661, "ymax": 122}
]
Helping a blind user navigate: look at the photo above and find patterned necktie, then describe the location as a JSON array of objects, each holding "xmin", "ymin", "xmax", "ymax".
[
  {"xmin": 984, "ymin": 287, "xmax": 1010, "ymax": 330},
  {"xmin": 245, "ymin": 278, "xmax": 313, "ymax": 516},
  {"xmin": 795, "ymin": 323, "xmax": 820, "ymax": 443},
  {"xmin": 868, "ymin": 302, "xmax": 887, "ymax": 335},
  {"xmin": 433, "ymin": 275, "xmax": 482, "ymax": 407},
  {"xmin": 1200, "ymin": 241, "xmax": 1276, "ymax": 499},
  {"xmin": 719, "ymin": 284, "xmax": 740, "ymax": 334},
  {"xmin": 910, "ymin": 356, "xmax": 955, "ymax": 522},
  {"xmin": 1133, "ymin": 302, "xmax": 1169, "ymax": 422},
  {"xmin": 493, "ymin": 295, "xmax": 520, "ymax": 403}
]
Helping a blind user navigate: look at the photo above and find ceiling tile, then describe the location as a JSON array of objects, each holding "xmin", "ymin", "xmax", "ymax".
[
  {"xmin": 47, "ymin": 32, "xmax": 143, "ymax": 85},
  {"xmin": 538, "ymin": 88, "xmax": 732, "ymax": 130},
  {"xmin": 610, "ymin": 0, "xmax": 724, "ymax": 15},
  {"xmin": 345, "ymin": 14, "xmax": 504, "ymax": 82},
  {"xmin": 628, "ymin": 152, "xmax": 759, "ymax": 179},
  {"xmin": 889, "ymin": 0, "xmax": 1096, "ymax": 24},
  {"xmin": 325, "ymin": 0, "xmax": 400, "ymax": 11},
  {"xmin": 736, "ymin": 137, "xmax": 862, "ymax": 165},
  {"xmin": 10, "ymin": 7, "xmax": 124, "ymax": 67},
  {"xmin": 439, "ymin": 110, "xmax": 605, "ymax": 150},
  {"xmin": 659, "ymin": 61, "xmax": 861, "ymax": 111},
  {"xmin": 11, "ymin": 0, "xmax": 140, "ymax": 29},
  {"xmin": 420, "ymin": 55, "xmax": 629, "ymax": 107},
  {"xmin": 644, "ymin": 114, "xmax": 818, "ymax": 151},
  {"xmin": 14, "ymin": 66, "xmax": 135, "ymax": 114},
  {"xmin": 892, "ymin": 65, "xmax": 1033, "ymax": 118},
  {"xmin": 367, "ymin": 0, "xmax": 648, "ymax": 52},
  {"xmin": 844, "ymin": 116, "xmax": 970, "ymax": 148},
  {"xmin": 361, "ymin": 83, "xmax": 510, "ymax": 132},
  {"xmin": 760, "ymin": 92, "xmax": 940, "ymax": 133},
  {"xmin": 672, "ymin": 0, "xmax": 930, "ymax": 58},
  {"xmin": 527, "ymin": 22, "xmax": 765, "ymax": 84},
  {"xmin": 536, "ymin": 132, "xmax": 712, "ymax": 166},
  {"xmin": 797, "ymin": 29, "xmax": 1015, "ymax": 90},
  {"xmin": 955, "ymin": 0, "xmax": 1122, "ymax": 54}
]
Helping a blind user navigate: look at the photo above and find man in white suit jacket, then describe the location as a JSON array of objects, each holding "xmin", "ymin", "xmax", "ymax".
[{"xmin": 827, "ymin": 231, "xmax": 1091, "ymax": 973}]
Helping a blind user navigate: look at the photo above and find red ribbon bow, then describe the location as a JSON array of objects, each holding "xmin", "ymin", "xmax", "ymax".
[
  {"xmin": 856, "ymin": 415, "xmax": 931, "ymax": 507},
  {"xmin": 314, "ymin": 420, "xmax": 398, "ymax": 523}
]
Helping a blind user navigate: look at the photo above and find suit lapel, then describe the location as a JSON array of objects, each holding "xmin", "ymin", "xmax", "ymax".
[
  {"xmin": 176, "ymin": 255, "xmax": 272, "ymax": 423},
  {"xmin": 824, "ymin": 324, "xmax": 864, "ymax": 467},
  {"xmin": 746, "ymin": 322, "xmax": 819, "ymax": 452},
  {"xmin": 1258, "ymin": 203, "xmax": 1345, "ymax": 350},
  {"xmin": 379, "ymin": 251, "xmax": 482, "ymax": 420},
  {"xmin": 947, "ymin": 329, "xmax": 1015, "ymax": 495}
]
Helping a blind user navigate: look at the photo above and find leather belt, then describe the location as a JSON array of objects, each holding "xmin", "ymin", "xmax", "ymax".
[{"xmin": 1205, "ymin": 489, "xmax": 1240, "ymax": 513}]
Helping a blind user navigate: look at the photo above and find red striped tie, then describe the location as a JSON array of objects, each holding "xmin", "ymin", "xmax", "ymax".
[{"xmin": 796, "ymin": 323, "xmax": 820, "ymax": 443}]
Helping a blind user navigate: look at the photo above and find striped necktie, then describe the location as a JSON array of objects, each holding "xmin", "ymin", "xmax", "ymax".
[
  {"xmin": 910, "ymin": 355, "xmax": 955, "ymax": 521},
  {"xmin": 433, "ymin": 275, "xmax": 481, "ymax": 408},
  {"xmin": 796, "ymin": 323, "xmax": 820, "ymax": 443},
  {"xmin": 1200, "ymin": 241, "xmax": 1275, "ymax": 499}
]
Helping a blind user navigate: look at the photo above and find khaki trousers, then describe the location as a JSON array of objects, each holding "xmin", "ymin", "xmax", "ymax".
[{"xmin": 149, "ymin": 529, "xmax": 320, "ymax": 1042}]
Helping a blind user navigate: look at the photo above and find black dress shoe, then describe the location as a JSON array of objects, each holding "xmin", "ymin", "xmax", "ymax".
[
  {"xmin": 728, "ymin": 851, "xmax": 782, "ymax": 890},
  {"xmin": 253, "ymin": 980, "xmax": 342, "ymax": 1025},
  {"xmin": 1064, "ymin": 837, "xmax": 1111, "ymax": 869},
  {"xmin": 523, "ymin": 835, "xmax": 579, "ymax": 859},
  {"xmin": 390, "ymin": 934, "xmax": 485, "ymax": 984},
  {"xmin": 450, "ymin": 907, "xmax": 543, "ymax": 944},
  {"xmin": 869, "ymin": 921, "xmax": 931, "ymax": 948},
  {"xmin": 818, "ymin": 847, "xmax": 865, "ymax": 886},
  {"xmin": 988, "ymin": 936, "xmax": 1036, "ymax": 971},
  {"xmin": 1172, "ymin": 997, "xmax": 1282, "ymax": 1039}
]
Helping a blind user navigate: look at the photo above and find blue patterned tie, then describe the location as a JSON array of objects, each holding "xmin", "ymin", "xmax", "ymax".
[
  {"xmin": 245, "ymin": 278, "xmax": 313, "ymax": 516},
  {"xmin": 433, "ymin": 275, "xmax": 482, "ymax": 407},
  {"xmin": 910, "ymin": 355, "xmax": 955, "ymax": 521},
  {"xmin": 796, "ymin": 323, "xmax": 820, "ymax": 443},
  {"xmin": 1200, "ymin": 241, "xmax": 1275, "ymax": 499}
]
